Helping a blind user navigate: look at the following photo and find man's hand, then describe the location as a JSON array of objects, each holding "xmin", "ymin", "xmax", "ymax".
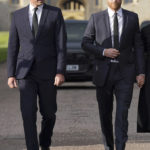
[
  {"xmin": 104, "ymin": 48, "xmax": 120, "ymax": 58},
  {"xmin": 136, "ymin": 74, "xmax": 145, "ymax": 88},
  {"xmin": 8, "ymin": 77, "xmax": 18, "ymax": 88},
  {"xmin": 54, "ymin": 74, "xmax": 65, "ymax": 86}
]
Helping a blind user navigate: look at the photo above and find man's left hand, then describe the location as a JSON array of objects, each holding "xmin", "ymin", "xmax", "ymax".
[
  {"xmin": 54, "ymin": 74, "xmax": 65, "ymax": 86},
  {"xmin": 136, "ymin": 74, "xmax": 145, "ymax": 88}
]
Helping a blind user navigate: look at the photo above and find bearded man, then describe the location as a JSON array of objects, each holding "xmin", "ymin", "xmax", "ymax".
[{"xmin": 82, "ymin": 0, "xmax": 145, "ymax": 150}]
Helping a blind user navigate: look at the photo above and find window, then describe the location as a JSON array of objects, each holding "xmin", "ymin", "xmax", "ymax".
[
  {"xmin": 65, "ymin": 21, "xmax": 87, "ymax": 42},
  {"xmin": 124, "ymin": 0, "xmax": 133, "ymax": 3},
  {"xmin": 62, "ymin": 0, "xmax": 84, "ymax": 11},
  {"xmin": 46, "ymin": 0, "xmax": 51, "ymax": 4},
  {"xmin": 96, "ymin": 0, "xmax": 99, "ymax": 6},
  {"xmin": 11, "ymin": 0, "xmax": 19, "ymax": 4}
]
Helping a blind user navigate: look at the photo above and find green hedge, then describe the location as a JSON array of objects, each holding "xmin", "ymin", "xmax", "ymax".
[
  {"xmin": 0, "ymin": 32, "xmax": 9, "ymax": 62},
  {"xmin": 0, "ymin": 48, "xmax": 7, "ymax": 62}
]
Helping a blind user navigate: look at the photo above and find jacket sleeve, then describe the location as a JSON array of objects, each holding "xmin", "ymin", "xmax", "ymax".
[
  {"xmin": 81, "ymin": 14, "xmax": 105, "ymax": 59},
  {"xmin": 55, "ymin": 9, "xmax": 67, "ymax": 75},
  {"xmin": 7, "ymin": 13, "xmax": 20, "ymax": 78},
  {"xmin": 141, "ymin": 25, "xmax": 150, "ymax": 53},
  {"xmin": 133, "ymin": 14, "xmax": 145, "ymax": 75}
]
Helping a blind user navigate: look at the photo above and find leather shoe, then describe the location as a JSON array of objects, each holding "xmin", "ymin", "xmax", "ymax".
[{"xmin": 41, "ymin": 147, "xmax": 50, "ymax": 150}]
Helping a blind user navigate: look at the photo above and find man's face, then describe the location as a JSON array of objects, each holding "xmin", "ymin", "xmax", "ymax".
[
  {"xmin": 107, "ymin": 0, "xmax": 122, "ymax": 11},
  {"xmin": 30, "ymin": 0, "xmax": 45, "ymax": 6}
]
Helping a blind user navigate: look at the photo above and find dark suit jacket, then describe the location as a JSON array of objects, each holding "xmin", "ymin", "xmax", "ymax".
[
  {"xmin": 137, "ymin": 25, "xmax": 150, "ymax": 132},
  {"xmin": 7, "ymin": 4, "xmax": 67, "ymax": 80},
  {"xmin": 82, "ymin": 9, "xmax": 145, "ymax": 87}
]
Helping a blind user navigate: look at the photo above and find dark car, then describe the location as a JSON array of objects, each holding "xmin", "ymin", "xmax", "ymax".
[
  {"xmin": 65, "ymin": 20, "xmax": 94, "ymax": 81},
  {"xmin": 141, "ymin": 20, "xmax": 150, "ymax": 29}
]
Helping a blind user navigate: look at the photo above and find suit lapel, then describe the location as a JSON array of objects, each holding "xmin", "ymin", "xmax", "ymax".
[
  {"xmin": 120, "ymin": 9, "xmax": 128, "ymax": 47},
  {"xmin": 36, "ymin": 4, "xmax": 49, "ymax": 39},
  {"xmin": 24, "ymin": 6, "xmax": 34, "ymax": 39},
  {"xmin": 103, "ymin": 10, "xmax": 112, "ymax": 47}
]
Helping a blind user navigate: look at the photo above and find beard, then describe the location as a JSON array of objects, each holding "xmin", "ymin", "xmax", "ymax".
[{"xmin": 36, "ymin": 0, "xmax": 44, "ymax": 5}]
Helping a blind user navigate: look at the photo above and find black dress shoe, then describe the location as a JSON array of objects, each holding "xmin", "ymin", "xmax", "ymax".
[{"xmin": 41, "ymin": 147, "xmax": 50, "ymax": 150}]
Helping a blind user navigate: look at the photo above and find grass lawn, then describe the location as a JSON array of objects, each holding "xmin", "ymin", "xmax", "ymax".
[{"xmin": 0, "ymin": 32, "xmax": 9, "ymax": 62}]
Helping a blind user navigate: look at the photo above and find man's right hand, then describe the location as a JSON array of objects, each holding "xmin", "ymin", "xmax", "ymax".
[
  {"xmin": 104, "ymin": 48, "xmax": 120, "ymax": 58},
  {"xmin": 8, "ymin": 77, "xmax": 18, "ymax": 88}
]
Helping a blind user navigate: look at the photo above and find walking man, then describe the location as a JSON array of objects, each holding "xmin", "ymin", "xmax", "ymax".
[
  {"xmin": 82, "ymin": 0, "xmax": 145, "ymax": 150},
  {"xmin": 7, "ymin": 0, "xmax": 66, "ymax": 150}
]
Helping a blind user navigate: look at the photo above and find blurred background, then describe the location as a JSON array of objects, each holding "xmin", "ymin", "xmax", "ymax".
[{"xmin": 0, "ymin": 0, "xmax": 150, "ymax": 150}]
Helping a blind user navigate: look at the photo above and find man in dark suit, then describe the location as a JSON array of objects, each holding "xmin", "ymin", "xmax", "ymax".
[
  {"xmin": 137, "ymin": 24, "xmax": 150, "ymax": 132},
  {"xmin": 82, "ymin": 0, "xmax": 145, "ymax": 150},
  {"xmin": 7, "ymin": 0, "xmax": 66, "ymax": 150}
]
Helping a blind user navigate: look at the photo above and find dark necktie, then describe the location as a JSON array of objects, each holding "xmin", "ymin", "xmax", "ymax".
[
  {"xmin": 113, "ymin": 12, "xmax": 119, "ymax": 50},
  {"xmin": 32, "ymin": 7, "xmax": 38, "ymax": 37}
]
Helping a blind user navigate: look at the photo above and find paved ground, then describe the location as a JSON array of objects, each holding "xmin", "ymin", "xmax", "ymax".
[
  {"xmin": 29, "ymin": 144, "xmax": 150, "ymax": 150},
  {"xmin": 0, "ymin": 62, "xmax": 150, "ymax": 150}
]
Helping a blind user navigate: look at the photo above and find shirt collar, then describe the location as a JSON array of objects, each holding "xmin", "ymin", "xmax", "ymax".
[
  {"xmin": 29, "ymin": 3, "xmax": 44, "ymax": 12},
  {"xmin": 108, "ymin": 7, "xmax": 123, "ymax": 18}
]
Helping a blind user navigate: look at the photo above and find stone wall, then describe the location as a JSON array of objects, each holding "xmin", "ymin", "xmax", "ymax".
[
  {"xmin": 122, "ymin": 0, "xmax": 150, "ymax": 24},
  {"xmin": 0, "ymin": 0, "xmax": 150, "ymax": 30},
  {"xmin": 0, "ymin": 2, "xmax": 9, "ymax": 30}
]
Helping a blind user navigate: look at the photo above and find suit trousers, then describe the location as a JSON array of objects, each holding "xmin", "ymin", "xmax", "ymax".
[
  {"xmin": 96, "ymin": 63, "xmax": 133, "ymax": 150},
  {"xmin": 18, "ymin": 74, "xmax": 57, "ymax": 150}
]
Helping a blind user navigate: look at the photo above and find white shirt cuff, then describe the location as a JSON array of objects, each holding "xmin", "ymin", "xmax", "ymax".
[{"xmin": 102, "ymin": 49, "xmax": 106, "ymax": 56}]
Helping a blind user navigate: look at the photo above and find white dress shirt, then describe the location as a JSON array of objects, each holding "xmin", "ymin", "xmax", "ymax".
[
  {"xmin": 103, "ymin": 7, "xmax": 123, "ymax": 58},
  {"xmin": 29, "ymin": 3, "xmax": 44, "ymax": 29},
  {"xmin": 108, "ymin": 7, "xmax": 123, "ymax": 47}
]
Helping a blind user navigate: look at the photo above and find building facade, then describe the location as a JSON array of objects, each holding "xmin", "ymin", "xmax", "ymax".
[{"xmin": 0, "ymin": 0, "xmax": 150, "ymax": 30}]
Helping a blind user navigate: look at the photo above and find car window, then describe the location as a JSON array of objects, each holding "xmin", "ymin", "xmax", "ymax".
[{"xmin": 65, "ymin": 22, "xmax": 87, "ymax": 42}]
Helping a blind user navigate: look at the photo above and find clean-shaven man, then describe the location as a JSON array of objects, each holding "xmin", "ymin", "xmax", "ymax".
[
  {"xmin": 7, "ymin": 0, "xmax": 66, "ymax": 150},
  {"xmin": 82, "ymin": 0, "xmax": 145, "ymax": 150}
]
